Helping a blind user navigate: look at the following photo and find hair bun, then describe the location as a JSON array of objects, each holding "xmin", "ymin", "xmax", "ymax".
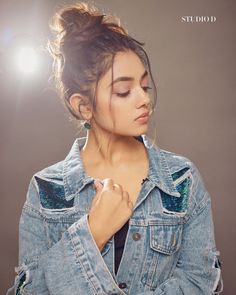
[{"xmin": 50, "ymin": 3, "xmax": 106, "ymax": 43}]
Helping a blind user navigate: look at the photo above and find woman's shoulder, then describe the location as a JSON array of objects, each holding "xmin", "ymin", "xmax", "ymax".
[
  {"xmin": 25, "ymin": 160, "xmax": 67, "ymax": 210},
  {"xmin": 158, "ymin": 146, "xmax": 203, "ymax": 184},
  {"xmin": 33, "ymin": 160, "xmax": 65, "ymax": 193},
  {"xmin": 159, "ymin": 147, "xmax": 193, "ymax": 170},
  {"xmin": 153, "ymin": 144, "xmax": 210, "ymax": 212},
  {"xmin": 26, "ymin": 136, "xmax": 87, "ymax": 209},
  {"xmin": 159, "ymin": 147, "xmax": 210, "ymax": 214},
  {"xmin": 143, "ymin": 135, "xmax": 194, "ymax": 174},
  {"xmin": 36, "ymin": 159, "xmax": 64, "ymax": 179}
]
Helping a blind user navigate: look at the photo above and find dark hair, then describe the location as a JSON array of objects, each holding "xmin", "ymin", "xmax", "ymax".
[{"xmin": 48, "ymin": 2, "xmax": 157, "ymax": 142}]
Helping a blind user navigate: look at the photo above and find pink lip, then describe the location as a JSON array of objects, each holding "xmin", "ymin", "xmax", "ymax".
[{"xmin": 135, "ymin": 111, "xmax": 149, "ymax": 120}]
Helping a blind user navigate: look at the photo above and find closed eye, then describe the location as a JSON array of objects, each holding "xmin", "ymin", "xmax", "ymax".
[
  {"xmin": 116, "ymin": 86, "xmax": 152, "ymax": 98},
  {"xmin": 116, "ymin": 90, "xmax": 130, "ymax": 97}
]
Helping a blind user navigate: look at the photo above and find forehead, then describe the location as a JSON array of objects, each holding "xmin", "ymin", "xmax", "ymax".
[
  {"xmin": 98, "ymin": 50, "xmax": 146, "ymax": 88},
  {"xmin": 112, "ymin": 50, "xmax": 145, "ymax": 76}
]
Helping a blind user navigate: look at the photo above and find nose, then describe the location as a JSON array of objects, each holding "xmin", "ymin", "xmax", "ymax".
[{"xmin": 136, "ymin": 87, "xmax": 151, "ymax": 109}]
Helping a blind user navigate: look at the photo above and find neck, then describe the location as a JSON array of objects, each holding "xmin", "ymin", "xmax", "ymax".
[{"xmin": 80, "ymin": 129, "xmax": 143, "ymax": 166}]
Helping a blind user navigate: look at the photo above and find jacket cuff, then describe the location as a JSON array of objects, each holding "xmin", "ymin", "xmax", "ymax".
[{"xmin": 67, "ymin": 214, "xmax": 125, "ymax": 295}]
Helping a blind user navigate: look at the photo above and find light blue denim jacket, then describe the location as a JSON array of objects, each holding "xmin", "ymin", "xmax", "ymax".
[{"xmin": 7, "ymin": 134, "xmax": 223, "ymax": 295}]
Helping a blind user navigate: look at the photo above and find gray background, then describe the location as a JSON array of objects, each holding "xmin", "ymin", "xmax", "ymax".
[{"xmin": 1, "ymin": 0, "xmax": 235, "ymax": 294}]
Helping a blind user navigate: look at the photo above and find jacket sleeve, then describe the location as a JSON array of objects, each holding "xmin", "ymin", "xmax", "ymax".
[
  {"xmin": 137, "ymin": 162, "xmax": 223, "ymax": 295},
  {"xmin": 9, "ymin": 176, "xmax": 127, "ymax": 295}
]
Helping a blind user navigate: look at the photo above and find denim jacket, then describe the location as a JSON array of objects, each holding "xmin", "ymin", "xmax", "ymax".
[{"xmin": 7, "ymin": 134, "xmax": 223, "ymax": 295}]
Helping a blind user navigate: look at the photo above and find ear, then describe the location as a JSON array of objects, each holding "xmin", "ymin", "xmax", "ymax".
[{"xmin": 69, "ymin": 93, "xmax": 92, "ymax": 120}]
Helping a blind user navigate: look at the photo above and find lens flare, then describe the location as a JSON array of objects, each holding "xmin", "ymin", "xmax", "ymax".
[{"xmin": 15, "ymin": 47, "xmax": 39, "ymax": 74}]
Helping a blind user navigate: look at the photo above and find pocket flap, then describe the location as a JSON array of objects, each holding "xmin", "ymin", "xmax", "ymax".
[{"xmin": 149, "ymin": 223, "xmax": 182, "ymax": 255}]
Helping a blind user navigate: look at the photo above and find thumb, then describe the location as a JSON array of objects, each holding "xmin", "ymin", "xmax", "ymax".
[
  {"xmin": 94, "ymin": 179, "xmax": 103, "ymax": 191},
  {"xmin": 90, "ymin": 180, "xmax": 103, "ymax": 209}
]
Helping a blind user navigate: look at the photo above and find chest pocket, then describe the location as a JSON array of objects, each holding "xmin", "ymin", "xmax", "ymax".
[{"xmin": 141, "ymin": 220, "xmax": 183, "ymax": 291}]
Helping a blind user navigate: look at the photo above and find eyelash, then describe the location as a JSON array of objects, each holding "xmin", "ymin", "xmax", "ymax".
[{"xmin": 116, "ymin": 86, "xmax": 152, "ymax": 98}]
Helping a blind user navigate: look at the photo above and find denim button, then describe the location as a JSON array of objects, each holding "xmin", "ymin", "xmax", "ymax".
[
  {"xmin": 132, "ymin": 232, "xmax": 141, "ymax": 241},
  {"xmin": 118, "ymin": 282, "xmax": 127, "ymax": 289}
]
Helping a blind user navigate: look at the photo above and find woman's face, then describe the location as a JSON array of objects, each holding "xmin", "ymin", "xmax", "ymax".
[{"xmin": 92, "ymin": 50, "xmax": 152, "ymax": 137}]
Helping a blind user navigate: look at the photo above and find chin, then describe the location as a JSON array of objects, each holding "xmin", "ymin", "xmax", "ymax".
[
  {"xmin": 131, "ymin": 128, "xmax": 148, "ymax": 137},
  {"xmin": 109, "ymin": 125, "xmax": 148, "ymax": 137}
]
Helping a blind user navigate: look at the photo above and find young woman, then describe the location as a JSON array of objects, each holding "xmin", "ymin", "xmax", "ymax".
[{"xmin": 7, "ymin": 2, "xmax": 223, "ymax": 294}]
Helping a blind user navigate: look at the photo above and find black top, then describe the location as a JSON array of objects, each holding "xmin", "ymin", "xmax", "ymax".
[
  {"xmin": 114, "ymin": 219, "xmax": 129, "ymax": 275},
  {"xmin": 101, "ymin": 135, "xmax": 144, "ymax": 275}
]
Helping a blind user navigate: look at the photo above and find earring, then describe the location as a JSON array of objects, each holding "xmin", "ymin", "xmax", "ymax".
[{"xmin": 83, "ymin": 120, "xmax": 91, "ymax": 129}]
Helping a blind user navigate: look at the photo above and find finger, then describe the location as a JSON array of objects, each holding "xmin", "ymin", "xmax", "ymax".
[
  {"xmin": 127, "ymin": 199, "xmax": 134, "ymax": 211},
  {"xmin": 122, "ymin": 190, "xmax": 129, "ymax": 201},
  {"xmin": 91, "ymin": 193, "xmax": 100, "ymax": 207},
  {"xmin": 122, "ymin": 191, "xmax": 133, "ymax": 209},
  {"xmin": 122, "ymin": 191, "xmax": 133, "ymax": 211},
  {"xmin": 91, "ymin": 180, "xmax": 103, "ymax": 208},
  {"xmin": 102, "ymin": 178, "xmax": 115, "ymax": 191},
  {"xmin": 93, "ymin": 179, "xmax": 103, "ymax": 190},
  {"xmin": 113, "ymin": 183, "xmax": 123, "ymax": 192}
]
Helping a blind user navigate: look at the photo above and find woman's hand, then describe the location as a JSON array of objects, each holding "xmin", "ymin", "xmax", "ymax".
[{"xmin": 88, "ymin": 178, "xmax": 133, "ymax": 251}]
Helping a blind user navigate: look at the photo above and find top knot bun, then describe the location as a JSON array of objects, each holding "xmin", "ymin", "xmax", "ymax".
[{"xmin": 50, "ymin": 2, "xmax": 127, "ymax": 44}]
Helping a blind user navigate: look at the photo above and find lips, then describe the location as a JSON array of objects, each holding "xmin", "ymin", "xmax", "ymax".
[{"xmin": 135, "ymin": 111, "xmax": 149, "ymax": 120}]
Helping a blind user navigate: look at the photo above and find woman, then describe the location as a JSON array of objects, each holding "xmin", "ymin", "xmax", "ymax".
[{"xmin": 7, "ymin": 2, "xmax": 223, "ymax": 294}]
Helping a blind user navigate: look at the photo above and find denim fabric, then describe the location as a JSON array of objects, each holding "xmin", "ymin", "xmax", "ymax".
[{"xmin": 7, "ymin": 134, "xmax": 223, "ymax": 295}]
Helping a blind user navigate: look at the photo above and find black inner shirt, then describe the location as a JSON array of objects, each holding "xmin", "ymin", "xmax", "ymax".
[{"xmin": 114, "ymin": 219, "xmax": 129, "ymax": 275}]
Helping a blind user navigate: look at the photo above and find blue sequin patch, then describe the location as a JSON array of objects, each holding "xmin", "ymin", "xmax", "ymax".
[
  {"xmin": 160, "ymin": 168, "xmax": 191, "ymax": 213},
  {"xmin": 35, "ymin": 176, "xmax": 74, "ymax": 209},
  {"xmin": 16, "ymin": 272, "xmax": 26, "ymax": 295},
  {"xmin": 171, "ymin": 167, "xmax": 190, "ymax": 181}
]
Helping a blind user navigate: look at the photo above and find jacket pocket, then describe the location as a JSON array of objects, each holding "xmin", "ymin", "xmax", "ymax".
[{"xmin": 141, "ymin": 221, "xmax": 183, "ymax": 291}]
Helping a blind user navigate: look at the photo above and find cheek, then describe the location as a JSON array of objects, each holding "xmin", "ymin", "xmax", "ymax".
[
  {"xmin": 95, "ymin": 96, "xmax": 111, "ymax": 117},
  {"xmin": 96, "ymin": 98, "xmax": 122, "ymax": 118},
  {"xmin": 93, "ymin": 101, "xmax": 114, "ymax": 126},
  {"xmin": 95, "ymin": 94, "xmax": 132, "ymax": 127},
  {"xmin": 110, "ymin": 102, "xmax": 129, "ymax": 120}
]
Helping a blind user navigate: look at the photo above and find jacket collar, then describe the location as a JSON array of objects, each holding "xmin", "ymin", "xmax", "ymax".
[{"xmin": 63, "ymin": 134, "xmax": 181, "ymax": 201}]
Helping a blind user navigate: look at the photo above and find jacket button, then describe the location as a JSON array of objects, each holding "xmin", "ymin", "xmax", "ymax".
[
  {"xmin": 118, "ymin": 282, "xmax": 127, "ymax": 289},
  {"xmin": 132, "ymin": 232, "xmax": 141, "ymax": 241}
]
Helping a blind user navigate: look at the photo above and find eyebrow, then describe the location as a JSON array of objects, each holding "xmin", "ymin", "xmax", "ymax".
[{"xmin": 108, "ymin": 69, "xmax": 148, "ymax": 88}]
